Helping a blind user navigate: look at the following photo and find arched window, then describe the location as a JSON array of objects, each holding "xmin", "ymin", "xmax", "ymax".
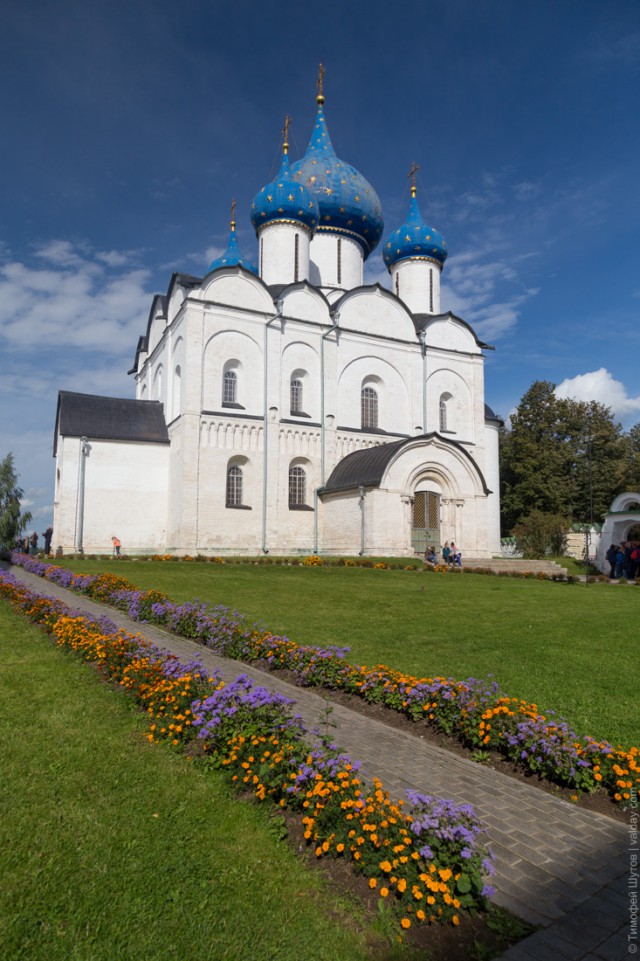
[
  {"xmin": 223, "ymin": 369, "xmax": 237, "ymax": 405},
  {"xmin": 289, "ymin": 464, "xmax": 306, "ymax": 507},
  {"xmin": 439, "ymin": 392, "xmax": 453, "ymax": 433},
  {"xmin": 226, "ymin": 464, "xmax": 243, "ymax": 507},
  {"xmin": 290, "ymin": 378, "xmax": 303, "ymax": 414},
  {"xmin": 173, "ymin": 365, "xmax": 181, "ymax": 418},
  {"xmin": 439, "ymin": 397, "xmax": 447, "ymax": 432},
  {"xmin": 361, "ymin": 386, "xmax": 378, "ymax": 430}
]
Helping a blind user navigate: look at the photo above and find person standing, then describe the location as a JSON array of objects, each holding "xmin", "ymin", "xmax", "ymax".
[
  {"xmin": 29, "ymin": 532, "xmax": 38, "ymax": 555},
  {"xmin": 112, "ymin": 536, "xmax": 122, "ymax": 558},
  {"xmin": 42, "ymin": 526, "xmax": 53, "ymax": 554}
]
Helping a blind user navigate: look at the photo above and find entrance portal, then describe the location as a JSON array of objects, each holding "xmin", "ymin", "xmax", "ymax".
[{"xmin": 412, "ymin": 491, "xmax": 440, "ymax": 554}]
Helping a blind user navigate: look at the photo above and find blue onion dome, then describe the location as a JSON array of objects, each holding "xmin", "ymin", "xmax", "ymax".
[
  {"xmin": 289, "ymin": 88, "xmax": 383, "ymax": 260},
  {"xmin": 208, "ymin": 203, "xmax": 258, "ymax": 275},
  {"xmin": 251, "ymin": 123, "xmax": 319, "ymax": 234},
  {"xmin": 383, "ymin": 181, "xmax": 447, "ymax": 270}
]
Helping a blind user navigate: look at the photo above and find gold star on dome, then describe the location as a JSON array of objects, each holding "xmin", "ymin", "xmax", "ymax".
[
  {"xmin": 309, "ymin": 176, "xmax": 317, "ymax": 183},
  {"xmin": 354, "ymin": 196, "xmax": 360, "ymax": 202},
  {"xmin": 325, "ymin": 187, "xmax": 333, "ymax": 195},
  {"xmin": 386, "ymin": 242, "xmax": 391, "ymax": 248},
  {"xmin": 426, "ymin": 235, "xmax": 431, "ymax": 240},
  {"xmin": 339, "ymin": 207, "xmax": 345, "ymax": 213},
  {"xmin": 288, "ymin": 194, "xmax": 294, "ymax": 201},
  {"xmin": 341, "ymin": 179, "xmax": 346, "ymax": 185},
  {"xmin": 267, "ymin": 195, "xmax": 273, "ymax": 202},
  {"xmin": 405, "ymin": 235, "xmax": 411, "ymax": 241}
]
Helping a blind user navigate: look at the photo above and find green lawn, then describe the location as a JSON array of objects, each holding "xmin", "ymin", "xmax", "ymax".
[
  {"xmin": 48, "ymin": 558, "xmax": 639, "ymax": 749},
  {"xmin": 0, "ymin": 602, "xmax": 377, "ymax": 961}
]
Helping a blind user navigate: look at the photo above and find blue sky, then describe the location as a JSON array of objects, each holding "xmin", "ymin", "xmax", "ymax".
[{"xmin": 2, "ymin": 0, "xmax": 639, "ymax": 529}]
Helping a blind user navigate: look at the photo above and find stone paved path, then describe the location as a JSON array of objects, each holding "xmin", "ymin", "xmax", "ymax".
[{"xmin": 3, "ymin": 562, "xmax": 633, "ymax": 960}]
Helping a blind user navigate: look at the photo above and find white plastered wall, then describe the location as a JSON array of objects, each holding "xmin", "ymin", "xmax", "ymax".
[{"xmin": 53, "ymin": 435, "xmax": 169, "ymax": 554}]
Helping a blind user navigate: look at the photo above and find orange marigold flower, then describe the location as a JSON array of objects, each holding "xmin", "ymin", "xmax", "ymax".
[{"xmin": 400, "ymin": 918, "xmax": 411, "ymax": 929}]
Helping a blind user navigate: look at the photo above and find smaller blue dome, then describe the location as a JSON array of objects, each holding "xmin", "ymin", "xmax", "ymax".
[
  {"xmin": 251, "ymin": 150, "xmax": 319, "ymax": 234},
  {"xmin": 383, "ymin": 193, "xmax": 447, "ymax": 270},
  {"xmin": 208, "ymin": 217, "xmax": 258, "ymax": 275}
]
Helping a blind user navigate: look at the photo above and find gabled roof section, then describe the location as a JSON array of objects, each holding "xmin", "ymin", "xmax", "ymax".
[
  {"xmin": 54, "ymin": 391, "xmax": 169, "ymax": 455},
  {"xmin": 323, "ymin": 432, "xmax": 490, "ymax": 495},
  {"xmin": 129, "ymin": 292, "xmax": 167, "ymax": 374},
  {"xmin": 413, "ymin": 311, "xmax": 494, "ymax": 350}
]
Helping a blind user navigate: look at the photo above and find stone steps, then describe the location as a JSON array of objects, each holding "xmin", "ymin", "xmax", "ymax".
[{"xmin": 457, "ymin": 557, "xmax": 569, "ymax": 576}]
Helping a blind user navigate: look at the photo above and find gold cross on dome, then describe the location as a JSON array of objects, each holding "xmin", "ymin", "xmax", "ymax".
[
  {"xmin": 230, "ymin": 198, "xmax": 237, "ymax": 228},
  {"xmin": 317, "ymin": 63, "xmax": 325, "ymax": 103},
  {"xmin": 408, "ymin": 161, "xmax": 420, "ymax": 197},
  {"xmin": 282, "ymin": 115, "xmax": 291, "ymax": 152}
]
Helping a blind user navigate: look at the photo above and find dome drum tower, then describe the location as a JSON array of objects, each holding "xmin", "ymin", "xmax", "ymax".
[{"xmin": 383, "ymin": 165, "xmax": 448, "ymax": 316}]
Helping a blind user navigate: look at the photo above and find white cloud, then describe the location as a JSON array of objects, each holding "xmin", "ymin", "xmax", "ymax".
[
  {"xmin": 555, "ymin": 368, "xmax": 640, "ymax": 422},
  {"xmin": 0, "ymin": 242, "xmax": 153, "ymax": 351}
]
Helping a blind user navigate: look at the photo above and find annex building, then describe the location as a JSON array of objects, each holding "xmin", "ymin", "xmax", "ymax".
[{"xmin": 53, "ymin": 79, "xmax": 502, "ymax": 558}]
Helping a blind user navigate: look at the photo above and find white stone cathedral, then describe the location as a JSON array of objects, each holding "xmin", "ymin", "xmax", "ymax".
[{"xmin": 53, "ymin": 80, "xmax": 502, "ymax": 558}]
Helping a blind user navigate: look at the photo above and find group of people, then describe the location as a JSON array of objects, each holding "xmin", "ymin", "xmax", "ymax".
[
  {"xmin": 424, "ymin": 541, "xmax": 462, "ymax": 568},
  {"xmin": 16, "ymin": 527, "xmax": 53, "ymax": 556},
  {"xmin": 605, "ymin": 541, "xmax": 640, "ymax": 580}
]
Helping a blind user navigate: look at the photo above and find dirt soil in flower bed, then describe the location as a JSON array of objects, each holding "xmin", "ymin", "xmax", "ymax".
[
  {"xmin": 277, "ymin": 805, "xmax": 534, "ymax": 960},
  {"xmin": 258, "ymin": 666, "xmax": 627, "ymax": 825}
]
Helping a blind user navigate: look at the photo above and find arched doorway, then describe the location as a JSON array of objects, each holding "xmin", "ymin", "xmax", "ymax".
[{"xmin": 412, "ymin": 491, "xmax": 440, "ymax": 554}]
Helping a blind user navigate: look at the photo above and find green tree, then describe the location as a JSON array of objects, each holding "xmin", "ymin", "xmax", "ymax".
[
  {"xmin": 0, "ymin": 453, "xmax": 32, "ymax": 552},
  {"xmin": 512, "ymin": 510, "xmax": 569, "ymax": 558},
  {"xmin": 500, "ymin": 382, "xmax": 574, "ymax": 532},
  {"xmin": 621, "ymin": 422, "xmax": 640, "ymax": 493},
  {"xmin": 500, "ymin": 381, "xmax": 629, "ymax": 533}
]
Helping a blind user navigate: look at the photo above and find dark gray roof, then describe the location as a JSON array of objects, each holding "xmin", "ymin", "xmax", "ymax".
[
  {"xmin": 54, "ymin": 391, "xmax": 169, "ymax": 454},
  {"xmin": 484, "ymin": 403, "xmax": 504, "ymax": 425},
  {"xmin": 323, "ymin": 438, "xmax": 407, "ymax": 493},
  {"xmin": 323, "ymin": 433, "xmax": 491, "ymax": 495}
]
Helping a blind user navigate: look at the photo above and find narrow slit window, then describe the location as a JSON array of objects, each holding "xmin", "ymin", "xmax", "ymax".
[
  {"xmin": 290, "ymin": 378, "xmax": 303, "ymax": 414},
  {"xmin": 226, "ymin": 465, "xmax": 243, "ymax": 507},
  {"xmin": 223, "ymin": 369, "xmax": 237, "ymax": 405},
  {"xmin": 289, "ymin": 465, "xmax": 306, "ymax": 506},
  {"xmin": 361, "ymin": 386, "xmax": 378, "ymax": 430},
  {"xmin": 439, "ymin": 397, "xmax": 447, "ymax": 432},
  {"xmin": 294, "ymin": 234, "xmax": 299, "ymax": 283}
]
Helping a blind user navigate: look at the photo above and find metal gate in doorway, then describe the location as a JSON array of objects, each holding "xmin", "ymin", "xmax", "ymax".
[{"xmin": 411, "ymin": 491, "xmax": 440, "ymax": 554}]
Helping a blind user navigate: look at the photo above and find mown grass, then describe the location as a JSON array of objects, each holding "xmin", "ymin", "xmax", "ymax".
[
  {"xmin": 0, "ymin": 602, "xmax": 381, "ymax": 961},
  {"xmin": 49, "ymin": 558, "xmax": 639, "ymax": 749}
]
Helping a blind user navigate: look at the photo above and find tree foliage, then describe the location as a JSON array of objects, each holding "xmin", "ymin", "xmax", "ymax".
[
  {"xmin": 512, "ymin": 510, "xmax": 569, "ymax": 558},
  {"xmin": 500, "ymin": 381, "xmax": 636, "ymax": 533},
  {"xmin": 0, "ymin": 453, "xmax": 32, "ymax": 551}
]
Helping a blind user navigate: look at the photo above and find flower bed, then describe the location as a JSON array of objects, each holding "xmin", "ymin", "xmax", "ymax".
[
  {"xmin": 10, "ymin": 553, "xmax": 638, "ymax": 805},
  {"xmin": 0, "ymin": 567, "xmax": 493, "ymax": 931}
]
